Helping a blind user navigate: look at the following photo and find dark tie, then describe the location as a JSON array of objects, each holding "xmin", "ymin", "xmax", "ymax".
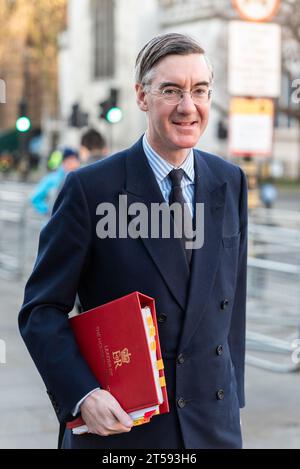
[{"xmin": 168, "ymin": 169, "xmax": 193, "ymax": 266}]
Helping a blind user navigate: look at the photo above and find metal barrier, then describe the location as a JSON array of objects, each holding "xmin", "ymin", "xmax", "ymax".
[
  {"xmin": 246, "ymin": 208, "xmax": 300, "ymax": 373},
  {"xmin": 250, "ymin": 208, "xmax": 300, "ymax": 230},
  {"xmin": 0, "ymin": 188, "xmax": 28, "ymax": 279}
]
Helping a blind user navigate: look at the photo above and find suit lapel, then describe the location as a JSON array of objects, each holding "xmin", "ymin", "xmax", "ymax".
[
  {"xmin": 123, "ymin": 138, "xmax": 190, "ymax": 311},
  {"xmin": 178, "ymin": 151, "xmax": 227, "ymax": 351}
]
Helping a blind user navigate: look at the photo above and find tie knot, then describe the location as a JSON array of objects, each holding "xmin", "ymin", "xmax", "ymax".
[{"xmin": 169, "ymin": 168, "xmax": 185, "ymax": 187}]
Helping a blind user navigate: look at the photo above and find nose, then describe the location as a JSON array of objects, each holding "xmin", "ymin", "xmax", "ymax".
[{"xmin": 176, "ymin": 92, "xmax": 196, "ymax": 114}]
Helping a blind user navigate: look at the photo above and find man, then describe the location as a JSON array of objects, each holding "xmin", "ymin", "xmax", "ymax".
[
  {"xmin": 79, "ymin": 128, "xmax": 108, "ymax": 165},
  {"xmin": 30, "ymin": 147, "xmax": 80, "ymax": 216},
  {"xmin": 19, "ymin": 33, "xmax": 247, "ymax": 449}
]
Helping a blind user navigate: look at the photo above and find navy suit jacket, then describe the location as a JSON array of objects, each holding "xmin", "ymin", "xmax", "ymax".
[{"xmin": 19, "ymin": 137, "xmax": 248, "ymax": 449}]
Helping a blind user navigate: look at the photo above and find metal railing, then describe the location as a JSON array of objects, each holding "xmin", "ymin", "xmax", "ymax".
[
  {"xmin": 246, "ymin": 208, "xmax": 300, "ymax": 373},
  {"xmin": 0, "ymin": 187, "xmax": 29, "ymax": 279}
]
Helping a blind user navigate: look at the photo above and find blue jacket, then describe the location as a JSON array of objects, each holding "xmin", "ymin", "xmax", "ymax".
[
  {"xmin": 19, "ymin": 138, "xmax": 248, "ymax": 449},
  {"xmin": 30, "ymin": 166, "xmax": 65, "ymax": 215}
]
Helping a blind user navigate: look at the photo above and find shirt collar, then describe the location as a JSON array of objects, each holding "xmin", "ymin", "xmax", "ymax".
[{"xmin": 142, "ymin": 133, "xmax": 194, "ymax": 184}]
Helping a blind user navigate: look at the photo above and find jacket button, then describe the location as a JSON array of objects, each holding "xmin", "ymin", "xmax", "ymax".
[
  {"xmin": 216, "ymin": 345, "xmax": 223, "ymax": 356},
  {"xmin": 220, "ymin": 299, "xmax": 229, "ymax": 310},
  {"xmin": 177, "ymin": 353, "xmax": 185, "ymax": 364},
  {"xmin": 216, "ymin": 389, "xmax": 225, "ymax": 400},
  {"xmin": 177, "ymin": 397, "xmax": 186, "ymax": 408},
  {"xmin": 157, "ymin": 313, "xmax": 167, "ymax": 323}
]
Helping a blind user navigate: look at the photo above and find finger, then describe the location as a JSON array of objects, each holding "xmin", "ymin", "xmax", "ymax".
[
  {"xmin": 106, "ymin": 414, "xmax": 133, "ymax": 433},
  {"xmin": 109, "ymin": 426, "xmax": 132, "ymax": 434},
  {"xmin": 114, "ymin": 413, "xmax": 133, "ymax": 428},
  {"xmin": 111, "ymin": 405, "xmax": 133, "ymax": 428},
  {"xmin": 90, "ymin": 423, "xmax": 132, "ymax": 437}
]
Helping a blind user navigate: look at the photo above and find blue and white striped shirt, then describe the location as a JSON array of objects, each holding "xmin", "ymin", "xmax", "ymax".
[{"xmin": 142, "ymin": 133, "xmax": 195, "ymax": 216}]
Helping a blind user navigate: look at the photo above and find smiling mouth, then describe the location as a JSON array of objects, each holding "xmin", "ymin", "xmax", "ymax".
[{"xmin": 173, "ymin": 121, "xmax": 198, "ymax": 126}]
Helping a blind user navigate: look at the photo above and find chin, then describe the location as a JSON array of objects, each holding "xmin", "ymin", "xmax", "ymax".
[{"xmin": 173, "ymin": 135, "xmax": 200, "ymax": 149}]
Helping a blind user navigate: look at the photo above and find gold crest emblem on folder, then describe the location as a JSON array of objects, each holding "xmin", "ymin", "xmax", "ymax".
[{"xmin": 113, "ymin": 348, "xmax": 132, "ymax": 369}]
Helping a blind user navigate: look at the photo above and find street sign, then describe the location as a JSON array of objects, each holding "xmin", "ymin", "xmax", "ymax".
[
  {"xmin": 232, "ymin": 0, "xmax": 281, "ymax": 22},
  {"xmin": 229, "ymin": 98, "xmax": 274, "ymax": 156},
  {"xmin": 228, "ymin": 21, "xmax": 281, "ymax": 97}
]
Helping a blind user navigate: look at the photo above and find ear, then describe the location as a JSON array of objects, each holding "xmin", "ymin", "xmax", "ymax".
[{"xmin": 135, "ymin": 83, "xmax": 148, "ymax": 112}]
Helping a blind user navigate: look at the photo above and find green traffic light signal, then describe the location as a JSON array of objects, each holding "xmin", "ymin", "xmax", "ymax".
[
  {"xmin": 106, "ymin": 107, "xmax": 123, "ymax": 124},
  {"xmin": 99, "ymin": 89, "xmax": 122, "ymax": 123},
  {"xmin": 16, "ymin": 116, "xmax": 31, "ymax": 132}
]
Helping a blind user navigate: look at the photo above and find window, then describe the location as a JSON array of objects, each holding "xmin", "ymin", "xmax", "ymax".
[{"xmin": 92, "ymin": 0, "xmax": 115, "ymax": 79}]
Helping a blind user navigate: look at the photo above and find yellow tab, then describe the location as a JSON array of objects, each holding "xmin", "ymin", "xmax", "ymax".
[
  {"xmin": 133, "ymin": 418, "xmax": 146, "ymax": 426},
  {"xmin": 149, "ymin": 325, "xmax": 156, "ymax": 337},
  {"xmin": 147, "ymin": 316, "xmax": 153, "ymax": 327},
  {"xmin": 150, "ymin": 341, "xmax": 156, "ymax": 351},
  {"xmin": 156, "ymin": 359, "xmax": 164, "ymax": 370},
  {"xmin": 159, "ymin": 376, "xmax": 166, "ymax": 387}
]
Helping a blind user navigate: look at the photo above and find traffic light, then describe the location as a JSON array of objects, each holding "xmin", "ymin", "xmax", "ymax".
[
  {"xmin": 16, "ymin": 100, "xmax": 31, "ymax": 132},
  {"xmin": 69, "ymin": 103, "xmax": 89, "ymax": 128},
  {"xmin": 99, "ymin": 88, "xmax": 122, "ymax": 124}
]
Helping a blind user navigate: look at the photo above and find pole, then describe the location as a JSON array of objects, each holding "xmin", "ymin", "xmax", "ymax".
[{"xmin": 298, "ymin": 119, "xmax": 300, "ymax": 182}]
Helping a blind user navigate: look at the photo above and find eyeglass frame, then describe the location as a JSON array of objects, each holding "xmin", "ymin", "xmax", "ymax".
[{"xmin": 143, "ymin": 83, "xmax": 213, "ymax": 105}]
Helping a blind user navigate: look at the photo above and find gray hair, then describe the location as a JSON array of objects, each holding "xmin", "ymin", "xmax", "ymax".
[{"xmin": 135, "ymin": 33, "xmax": 213, "ymax": 85}]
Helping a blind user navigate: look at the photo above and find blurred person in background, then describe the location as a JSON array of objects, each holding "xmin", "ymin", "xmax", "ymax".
[
  {"xmin": 260, "ymin": 182, "xmax": 278, "ymax": 209},
  {"xmin": 19, "ymin": 33, "xmax": 247, "ymax": 450},
  {"xmin": 30, "ymin": 147, "xmax": 80, "ymax": 216},
  {"xmin": 47, "ymin": 149, "xmax": 63, "ymax": 171},
  {"xmin": 79, "ymin": 128, "xmax": 108, "ymax": 165}
]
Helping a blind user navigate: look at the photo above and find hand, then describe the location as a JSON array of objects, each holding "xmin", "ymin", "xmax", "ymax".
[{"xmin": 80, "ymin": 389, "xmax": 134, "ymax": 436}]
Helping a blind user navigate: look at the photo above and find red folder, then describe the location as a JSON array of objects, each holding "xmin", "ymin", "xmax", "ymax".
[{"xmin": 67, "ymin": 292, "xmax": 169, "ymax": 431}]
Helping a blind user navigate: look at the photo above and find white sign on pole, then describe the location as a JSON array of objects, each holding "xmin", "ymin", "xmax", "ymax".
[
  {"xmin": 228, "ymin": 21, "xmax": 281, "ymax": 97},
  {"xmin": 229, "ymin": 98, "xmax": 274, "ymax": 156}
]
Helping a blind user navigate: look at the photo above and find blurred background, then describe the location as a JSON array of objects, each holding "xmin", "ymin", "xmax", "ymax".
[{"xmin": 0, "ymin": 0, "xmax": 299, "ymax": 449}]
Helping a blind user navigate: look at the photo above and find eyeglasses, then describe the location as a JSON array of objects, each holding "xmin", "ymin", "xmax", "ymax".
[{"xmin": 147, "ymin": 86, "xmax": 212, "ymax": 105}]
